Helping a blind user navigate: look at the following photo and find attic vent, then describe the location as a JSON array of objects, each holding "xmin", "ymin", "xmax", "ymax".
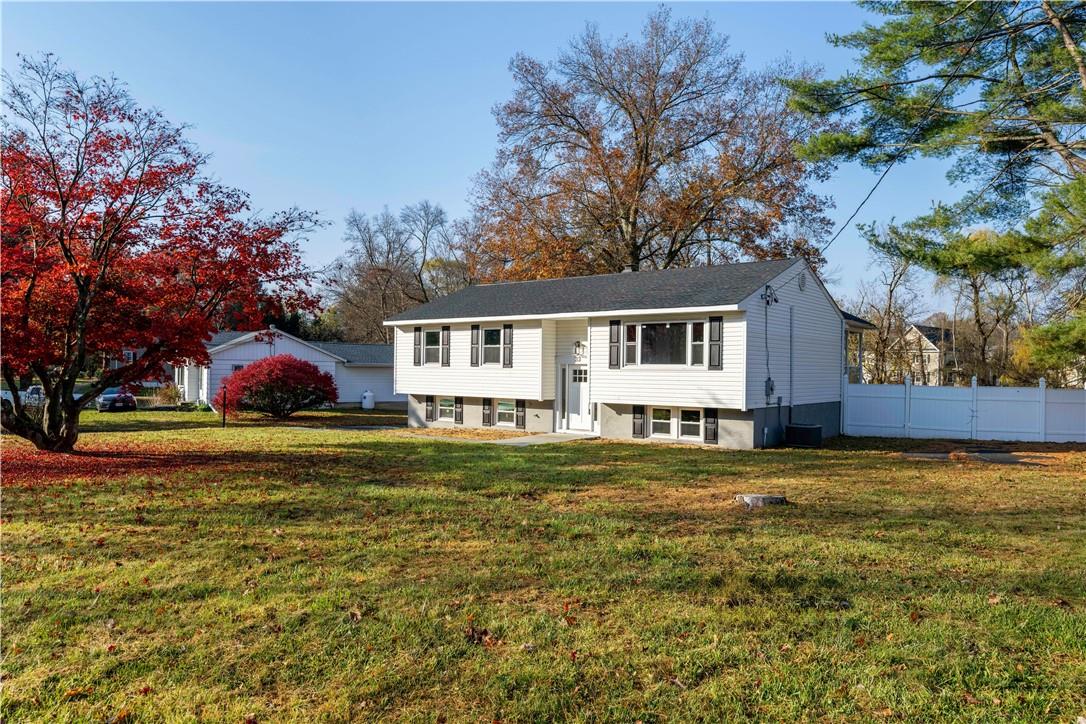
[{"xmin": 798, "ymin": 272, "xmax": 807, "ymax": 291}]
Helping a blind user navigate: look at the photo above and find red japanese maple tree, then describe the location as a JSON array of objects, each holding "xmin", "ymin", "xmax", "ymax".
[
  {"xmin": 1, "ymin": 55, "xmax": 320, "ymax": 451},
  {"xmin": 213, "ymin": 355, "xmax": 338, "ymax": 419}
]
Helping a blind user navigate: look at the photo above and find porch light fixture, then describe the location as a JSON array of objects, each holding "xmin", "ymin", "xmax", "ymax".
[{"xmin": 573, "ymin": 340, "xmax": 585, "ymax": 357}]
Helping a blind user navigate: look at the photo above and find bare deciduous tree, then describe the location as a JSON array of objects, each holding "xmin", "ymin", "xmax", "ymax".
[
  {"xmin": 847, "ymin": 234, "xmax": 927, "ymax": 384},
  {"xmin": 326, "ymin": 201, "xmax": 470, "ymax": 343}
]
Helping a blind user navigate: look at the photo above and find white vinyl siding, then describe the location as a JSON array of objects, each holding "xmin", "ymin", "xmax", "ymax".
[
  {"xmin": 193, "ymin": 333, "xmax": 401, "ymax": 406},
  {"xmin": 589, "ymin": 312, "xmax": 745, "ymax": 408},
  {"xmin": 207, "ymin": 334, "xmax": 337, "ymax": 404},
  {"xmin": 394, "ymin": 321, "xmax": 545, "ymax": 400},
  {"xmin": 740, "ymin": 261, "xmax": 844, "ymax": 409}
]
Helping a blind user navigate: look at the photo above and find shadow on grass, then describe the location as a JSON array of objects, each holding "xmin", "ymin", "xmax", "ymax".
[
  {"xmin": 827, "ymin": 435, "xmax": 1086, "ymax": 454},
  {"xmin": 75, "ymin": 409, "xmax": 407, "ymax": 434}
]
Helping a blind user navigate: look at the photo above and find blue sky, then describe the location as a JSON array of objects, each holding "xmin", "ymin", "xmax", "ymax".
[{"xmin": 2, "ymin": 2, "xmax": 961, "ymax": 309}]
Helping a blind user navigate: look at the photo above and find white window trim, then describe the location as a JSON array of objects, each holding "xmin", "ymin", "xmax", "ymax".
[
  {"xmin": 648, "ymin": 406, "xmax": 705, "ymax": 441},
  {"xmin": 495, "ymin": 399, "xmax": 516, "ymax": 427},
  {"xmin": 437, "ymin": 397, "xmax": 455, "ymax": 420},
  {"xmin": 649, "ymin": 406, "xmax": 674, "ymax": 438},
  {"xmin": 624, "ymin": 323, "xmax": 639, "ymax": 365},
  {"xmin": 679, "ymin": 408, "xmax": 702, "ymax": 439},
  {"xmin": 633, "ymin": 320, "xmax": 708, "ymax": 367},
  {"xmin": 689, "ymin": 321, "xmax": 706, "ymax": 367},
  {"xmin": 482, "ymin": 327, "xmax": 502, "ymax": 365},
  {"xmin": 423, "ymin": 329, "xmax": 441, "ymax": 365}
]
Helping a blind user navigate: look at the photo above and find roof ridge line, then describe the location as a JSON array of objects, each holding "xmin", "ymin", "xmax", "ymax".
[{"xmin": 472, "ymin": 257, "xmax": 798, "ymax": 287}]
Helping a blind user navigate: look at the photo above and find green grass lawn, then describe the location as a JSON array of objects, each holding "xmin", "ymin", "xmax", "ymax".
[{"xmin": 3, "ymin": 412, "xmax": 1085, "ymax": 721}]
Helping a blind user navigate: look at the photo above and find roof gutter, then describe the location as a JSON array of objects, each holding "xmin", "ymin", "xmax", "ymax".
[{"xmin": 383, "ymin": 304, "xmax": 742, "ymax": 326}]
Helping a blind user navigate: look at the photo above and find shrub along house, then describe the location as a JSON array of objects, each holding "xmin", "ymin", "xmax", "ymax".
[{"xmin": 385, "ymin": 258, "xmax": 864, "ymax": 448}]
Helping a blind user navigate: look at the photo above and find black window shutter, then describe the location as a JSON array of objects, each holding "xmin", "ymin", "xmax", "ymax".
[
  {"xmin": 470, "ymin": 325, "xmax": 480, "ymax": 367},
  {"xmin": 440, "ymin": 325, "xmax": 450, "ymax": 367},
  {"xmin": 413, "ymin": 327, "xmax": 422, "ymax": 366},
  {"xmin": 704, "ymin": 407, "xmax": 718, "ymax": 444},
  {"xmin": 608, "ymin": 320, "xmax": 621, "ymax": 368},
  {"xmin": 708, "ymin": 316, "xmax": 723, "ymax": 370},
  {"xmin": 515, "ymin": 399, "xmax": 526, "ymax": 429},
  {"xmin": 454, "ymin": 396, "xmax": 463, "ymax": 424},
  {"xmin": 632, "ymin": 405, "xmax": 645, "ymax": 438},
  {"xmin": 482, "ymin": 398, "xmax": 492, "ymax": 426},
  {"xmin": 424, "ymin": 395, "xmax": 434, "ymax": 422},
  {"xmin": 502, "ymin": 324, "xmax": 513, "ymax": 368}
]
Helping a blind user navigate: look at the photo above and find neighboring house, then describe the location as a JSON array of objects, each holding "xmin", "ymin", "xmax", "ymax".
[
  {"xmin": 890, "ymin": 323, "xmax": 958, "ymax": 386},
  {"xmin": 175, "ymin": 328, "xmax": 403, "ymax": 407},
  {"xmin": 105, "ymin": 349, "xmax": 172, "ymax": 387},
  {"xmin": 843, "ymin": 311, "xmax": 877, "ymax": 384},
  {"xmin": 384, "ymin": 258, "xmax": 857, "ymax": 449}
]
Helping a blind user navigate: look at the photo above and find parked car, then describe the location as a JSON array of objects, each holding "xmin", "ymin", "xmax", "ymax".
[
  {"xmin": 96, "ymin": 387, "xmax": 137, "ymax": 412},
  {"xmin": 23, "ymin": 385, "xmax": 46, "ymax": 405}
]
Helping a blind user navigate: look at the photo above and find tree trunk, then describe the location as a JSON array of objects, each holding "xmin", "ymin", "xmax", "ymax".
[{"xmin": 1, "ymin": 401, "xmax": 82, "ymax": 452}]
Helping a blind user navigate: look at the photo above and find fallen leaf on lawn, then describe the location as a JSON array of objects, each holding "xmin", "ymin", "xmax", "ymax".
[
  {"xmin": 63, "ymin": 686, "xmax": 93, "ymax": 700},
  {"xmin": 139, "ymin": 685, "xmax": 153, "ymax": 695},
  {"xmin": 110, "ymin": 708, "xmax": 132, "ymax": 723},
  {"xmin": 909, "ymin": 610, "xmax": 921, "ymax": 623},
  {"xmin": 962, "ymin": 691, "xmax": 981, "ymax": 705},
  {"xmin": 988, "ymin": 593, "xmax": 1002, "ymax": 605}
]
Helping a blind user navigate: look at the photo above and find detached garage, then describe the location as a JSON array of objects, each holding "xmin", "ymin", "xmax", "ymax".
[{"xmin": 175, "ymin": 328, "xmax": 403, "ymax": 408}]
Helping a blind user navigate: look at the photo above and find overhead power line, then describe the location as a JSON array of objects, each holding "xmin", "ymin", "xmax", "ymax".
[{"xmin": 819, "ymin": 3, "xmax": 1002, "ymax": 253}]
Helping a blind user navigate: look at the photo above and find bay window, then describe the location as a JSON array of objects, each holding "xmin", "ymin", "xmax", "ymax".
[
  {"xmin": 641, "ymin": 322, "xmax": 688, "ymax": 365},
  {"xmin": 625, "ymin": 324, "xmax": 638, "ymax": 364},
  {"xmin": 690, "ymin": 322, "xmax": 705, "ymax": 365}
]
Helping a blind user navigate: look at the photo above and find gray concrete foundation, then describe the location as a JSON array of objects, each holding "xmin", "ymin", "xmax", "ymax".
[{"xmin": 407, "ymin": 394, "xmax": 553, "ymax": 433}]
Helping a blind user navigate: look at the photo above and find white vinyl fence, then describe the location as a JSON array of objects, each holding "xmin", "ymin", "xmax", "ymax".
[{"xmin": 843, "ymin": 376, "xmax": 1086, "ymax": 443}]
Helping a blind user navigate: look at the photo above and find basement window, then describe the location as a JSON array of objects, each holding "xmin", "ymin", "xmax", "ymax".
[
  {"xmin": 651, "ymin": 407, "xmax": 673, "ymax": 436},
  {"xmin": 437, "ymin": 397, "xmax": 455, "ymax": 420},
  {"xmin": 496, "ymin": 400, "xmax": 516, "ymax": 426},
  {"xmin": 680, "ymin": 409, "xmax": 701, "ymax": 439}
]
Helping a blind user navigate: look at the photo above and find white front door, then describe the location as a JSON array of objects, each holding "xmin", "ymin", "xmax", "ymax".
[{"xmin": 566, "ymin": 365, "xmax": 591, "ymax": 430}]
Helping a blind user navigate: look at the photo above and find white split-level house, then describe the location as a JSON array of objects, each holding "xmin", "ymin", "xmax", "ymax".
[
  {"xmin": 175, "ymin": 328, "xmax": 404, "ymax": 407},
  {"xmin": 385, "ymin": 258, "xmax": 874, "ymax": 448}
]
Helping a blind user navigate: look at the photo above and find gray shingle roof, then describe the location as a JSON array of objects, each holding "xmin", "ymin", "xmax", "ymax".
[
  {"xmin": 310, "ymin": 342, "xmax": 393, "ymax": 366},
  {"xmin": 386, "ymin": 258, "xmax": 800, "ymax": 322},
  {"xmin": 914, "ymin": 324, "xmax": 953, "ymax": 347},
  {"xmin": 842, "ymin": 311, "xmax": 876, "ymax": 329},
  {"xmin": 205, "ymin": 330, "xmax": 392, "ymax": 366},
  {"xmin": 207, "ymin": 330, "xmax": 250, "ymax": 347}
]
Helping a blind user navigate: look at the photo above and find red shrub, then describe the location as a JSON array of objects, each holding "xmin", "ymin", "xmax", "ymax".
[{"xmin": 213, "ymin": 355, "xmax": 337, "ymax": 419}]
